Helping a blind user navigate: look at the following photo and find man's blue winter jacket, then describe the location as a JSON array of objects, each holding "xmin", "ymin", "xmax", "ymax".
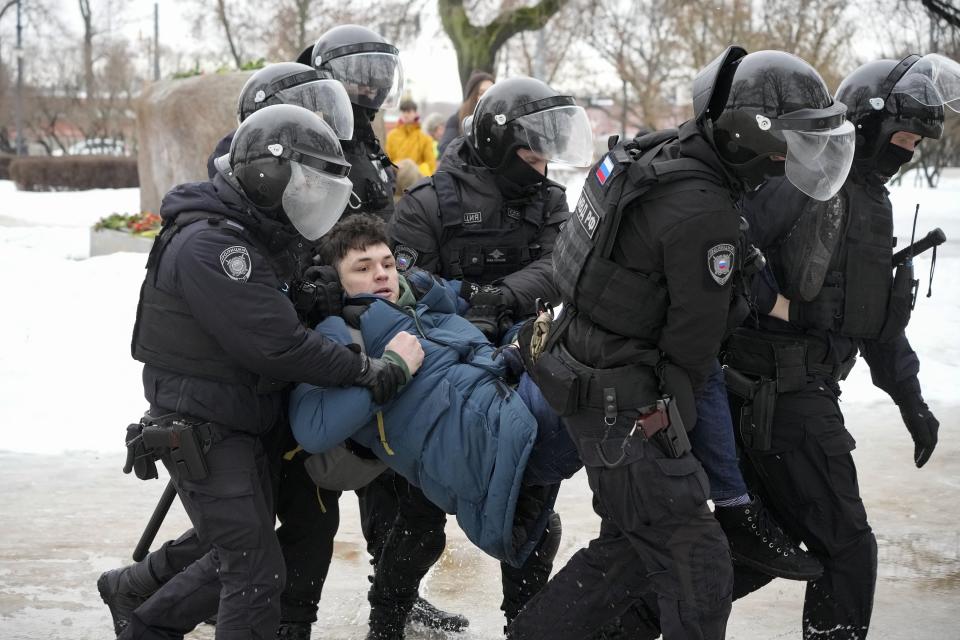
[{"xmin": 289, "ymin": 278, "xmax": 547, "ymax": 567}]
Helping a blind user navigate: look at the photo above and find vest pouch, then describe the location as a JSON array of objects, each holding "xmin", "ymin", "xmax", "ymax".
[
  {"xmin": 531, "ymin": 348, "xmax": 581, "ymax": 417},
  {"xmin": 841, "ymin": 242, "xmax": 891, "ymax": 338},
  {"xmin": 878, "ymin": 262, "xmax": 916, "ymax": 342},
  {"xmin": 578, "ymin": 254, "xmax": 668, "ymax": 340}
]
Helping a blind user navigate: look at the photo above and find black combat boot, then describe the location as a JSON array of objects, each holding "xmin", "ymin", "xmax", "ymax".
[
  {"xmin": 714, "ymin": 496, "xmax": 824, "ymax": 580},
  {"xmin": 97, "ymin": 562, "xmax": 161, "ymax": 637},
  {"xmin": 367, "ymin": 606, "xmax": 407, "ymax": 640},
  {"xmin": 276, "ymin": 621, "xmax": 312, "ymax": 639},
  {"xmin": 407, "ymin": 596, "xmax": 470, "ymax": 632}
]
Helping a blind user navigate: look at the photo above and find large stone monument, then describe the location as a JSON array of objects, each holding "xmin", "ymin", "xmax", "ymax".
[
  {"xmin": 136, "ymin": 70, "xmax": 389, "ymax": 215},
  {"xmin": 136, "ymin": 72, "xmax": 251, "ymax": 214}
]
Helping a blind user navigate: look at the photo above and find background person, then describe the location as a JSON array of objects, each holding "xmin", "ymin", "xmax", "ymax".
[
  {"xmin": 385, "ymin": 99, "xmax": 437, "ymax": 176},
  {"xmin": 437, "ymin": 70, "xmax": 495, "ymax": 158}
]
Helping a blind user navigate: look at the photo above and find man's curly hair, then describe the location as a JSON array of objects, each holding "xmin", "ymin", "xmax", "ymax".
[{"xmin": 316, "ymin": 214, "xmax": 390, "ymax": 266}]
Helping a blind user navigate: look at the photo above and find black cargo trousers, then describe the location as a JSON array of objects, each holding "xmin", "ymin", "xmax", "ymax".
[
  {"xmin": 358, "ymin": 470, "xmax": 563, "ymax": 626},
  {"xmin": 730, "ymin": 379, "xmax": 878, "ymax": 640},
  {"xmin": 122, "ymin": 430, "xmax": 284, "ymax": 640},
  {"xmin": 508, "ymin": 409, "xmax": 733, "ymax": 640}
]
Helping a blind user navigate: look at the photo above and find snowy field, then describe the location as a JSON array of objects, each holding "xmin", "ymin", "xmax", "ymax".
[{"xmin": 0, "ymin": 174, "xmax": 958, "ymax": 639}]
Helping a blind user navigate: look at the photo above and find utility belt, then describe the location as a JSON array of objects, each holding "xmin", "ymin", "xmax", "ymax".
[
  {"xmin": 520, "ymin": 304, "xmax": 690, "ymax": 462},
  {"xmin": 723, "ymin": 328, "xmax": 856, "ymax": 391},
  {"xmin": 531, "ymin": 339, "xmax": 660, "ymax": 419},
  {"xmin": 722, "ymin": 329, "xmax": 855, "ymax": 452},
  {"xmin": 123, "ymin": 413, "xmax": 215, "ymax": 482}
]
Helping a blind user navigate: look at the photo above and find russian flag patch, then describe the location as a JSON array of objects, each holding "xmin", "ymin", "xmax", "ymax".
[{"xmin": 595, "ymin": 155, "xmax": 614, "ymax": 185}]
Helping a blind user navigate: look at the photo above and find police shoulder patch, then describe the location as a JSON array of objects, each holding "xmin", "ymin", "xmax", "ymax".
[
  {"xmin": 395, "ymin": 245, "xmax": 418, "ymax": 272},
  {"xmin": 220, "ymin": 245, "xmax": 252, "ymax": 282},
  {"xmin": 707, "ymin": 243, "xmax": 735, "ymax": 286}
]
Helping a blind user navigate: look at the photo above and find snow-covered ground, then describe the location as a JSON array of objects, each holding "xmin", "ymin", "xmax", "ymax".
[{"xmin": 0, "ymin": 176, "xmax": 958, "ymax": 639}]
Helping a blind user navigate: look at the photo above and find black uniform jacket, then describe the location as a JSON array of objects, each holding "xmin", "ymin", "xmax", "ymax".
[
  {"xmin": 389, "ymin": 136, "xmax": 569, "ymax": 316},
  {"xmin": 742, "ymin": 170, "xmax": 921, "ymax": 400},
  {"xmin": 142, "ymin": 175, "xmax": 362, "ymax": 434},
  {"xmin": 565, "ymin": 121, "xmax": 742, "ymax": 393}
]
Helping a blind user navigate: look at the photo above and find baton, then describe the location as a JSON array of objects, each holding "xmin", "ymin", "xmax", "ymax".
[
  {"xmin": 132, "ymin": 480, "xmax": 178, "ymax": 562},
  {"xmin": 892, "ymin": 227, "xmax": 946, "ymax": 268}
]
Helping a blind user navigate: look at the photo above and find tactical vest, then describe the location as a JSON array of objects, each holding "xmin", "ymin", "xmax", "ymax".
[
  {"xmin": 553, "ymin": 130, "xmax": 729, "ymax": 340},
  {"xmin": 131, "ymin": 212, "xmax": 286, "ymax": 392},
  {"xmin": 342, "ymin": 133, "xmax": 395, "ymax": 221},
  {"xmin": 769, "ymin": 182, "xmax": 894, "ymax": 339},
  {"xmin": 432, "ymin": 170, "xmax": 548, "ymax": 283},
  {"xmin": 834, "ymin": 183, "xmax": 895, "ymax": 338}
]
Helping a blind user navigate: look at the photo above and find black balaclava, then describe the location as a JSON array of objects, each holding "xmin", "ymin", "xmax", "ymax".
[
  {"xmin": 874, "ymin": 141, "xmax": 915, "ymax": 178},
  {"xmin": 495, "ymin": 150, "xmax": 545, "ymax": 197}
]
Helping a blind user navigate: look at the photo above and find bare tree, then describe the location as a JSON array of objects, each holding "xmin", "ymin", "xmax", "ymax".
[
  {"xmin": 438, "ymin": 0, "xmax": 570, "ymax": 88},
  {"xmin": 583, "ymin": 0, "xmax": 685, "ymax": 129},
  {"xmin": 79, "ymin": 0, "xmax": 95, "ymax": 96}
]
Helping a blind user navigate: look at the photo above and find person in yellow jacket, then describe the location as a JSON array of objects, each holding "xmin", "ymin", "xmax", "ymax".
[{"xmin": 386, "ymin": 99, "xmax": 437, "ymax": 176}]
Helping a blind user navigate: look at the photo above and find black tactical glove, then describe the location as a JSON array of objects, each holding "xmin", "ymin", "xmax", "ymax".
[
  {"xmin": 292, "ymin": 265, "xmax": 343, "ymax": 325},
  {"xmin": 788, "ymin": 286, "xmax": 844, "ymax": 331},
  {"xmin": 462, "ymin": 282, "xmax": 511, "ymax": 343},
  {"xmin": 354, "ymin": 352, "xmax": 409, "ymax": 405},
  {"xmin": 897, "ymin": 392, "xmax": 939, "ymax": 468},
  {"xmin": 495, "ymin": 344, "xmax": 525, "ymax": 385}
]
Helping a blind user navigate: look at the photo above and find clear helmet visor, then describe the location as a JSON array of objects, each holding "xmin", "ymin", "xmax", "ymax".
[
  {"xmin": 782, "ymin": 120, "xmax": 856, "ymax": 201},
  {"xmin": 513, "ymin": 105, "xmax": 594, "ymax": 167},
  {"xmin": 276, "ymin": 79, "xmax": 354, "ymax": 140},
  {"xmin": 282, "ymin": 162, "xmax": 353, "ymax": 241},
  {"xmin": 325, "ymin": 52, "xmax": 404, "ymax": 111},
  {"xmin": 891, "ymin": 53, "xmax": 960, "ymax": 113}
]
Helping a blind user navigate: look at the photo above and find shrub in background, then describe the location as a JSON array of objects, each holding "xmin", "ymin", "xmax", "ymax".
[
  {"xmin": 9, "ymin": 156, "xmax": 139, "ymax": 191},
  {"xmin": 0, "ymin": 154, "xmax": 14, "ymax": 180}
]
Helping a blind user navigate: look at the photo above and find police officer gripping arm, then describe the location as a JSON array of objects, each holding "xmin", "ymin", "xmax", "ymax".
[
  {"xmin": 114, "ymin": 105, "xmax": 416, "ymax": 640},
  {"xmin": 509, "ymin": 48, "xmax": 856, "ymax": 640},
  {"xmin": 390, "ymin": 76, "xmax": 586, "ymax": 342},
  {"xmin": 728, "ymin": 53, "xmax": 959, "ymax": 640}
]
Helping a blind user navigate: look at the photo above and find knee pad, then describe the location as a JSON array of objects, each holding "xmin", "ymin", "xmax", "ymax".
[{"xmin": 539, "ymin": 511, "xmax": 562, "ymax": 562}]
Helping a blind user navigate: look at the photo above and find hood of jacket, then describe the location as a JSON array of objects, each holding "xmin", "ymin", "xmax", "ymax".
[{"xmin": 159, "ymin": 172, "xmax": 301, "ymax": 255}]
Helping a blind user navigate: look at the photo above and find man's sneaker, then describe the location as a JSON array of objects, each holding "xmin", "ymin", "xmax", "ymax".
[
  {"xmin": 407, "ymin": 596, "xmax": 469, "ymax": 632},
  {"xmin": 97, "ymin": 567, "xmax": 147, "ymax": 637},
  {"xmin": 715, "ymin": 497, "xmax": 824, "ymax": 581},
  {"xmin": 276, "ymin": 622, "xmax": 312, "ymax": 639}
]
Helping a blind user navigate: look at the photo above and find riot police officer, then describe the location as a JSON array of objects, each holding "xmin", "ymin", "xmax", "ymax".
[
  {"xmin": 508, "ymin": 48, "xmax": 856, "ymax": 640},
  {"xmin": 298, "ymin": 24, "xmax": 401, "ymax": 221},
  {"xmin": 113, "ymin": 104, "xmax": 417, "ymax": 639},
  {"xmin": 726, "ymin": 52, "xmax": 958, "ymax": 640},
  {"xmin": 352, "ymin": 76, "xmax": 593, "ymax": 639},
  {"xmin": 97, "ymin": 65, "xmax": 357, "ymax": 640}
]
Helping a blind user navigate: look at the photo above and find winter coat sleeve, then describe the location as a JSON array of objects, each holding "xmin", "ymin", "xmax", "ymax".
[
  {"xmin": 437, "ymin": 114, "xmax": 460, "ymax": 158},
  {"xmin": 289, "ymin": 317, "xmax": 380, "ymax": 453},
  {"xmin": 657, "ymin": 207, "xmax": 740, "ymax": 393},
  {"xmin": 175, "ymin": 229, "xmax": 363, "ymax": 387},
  {"xmin": 859, "ymin": 332, "xmax": 922, "ymax": 402},
  {"xmin": 499, "ymin": 186, "xmax": 569, "ymax": 316},
  {"xmin": 389, "ymin": 185, "xmax": 443, "ymax": 274}
]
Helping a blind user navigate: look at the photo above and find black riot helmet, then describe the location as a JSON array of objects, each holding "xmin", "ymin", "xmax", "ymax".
[
  {"xmin": 221, "ymin": 104, "xmax": 353, "ymax": 241},
  {"xmin": 694, "ymin": 48, "xmax": 855, "ymax": 201},
  {"xmin": 237, "ymin": 62, "xmax": 354, "ymax": 139},
  {"xmin": 835, "ymin": 54, "xmax": 959, "ymax": 164},
  {"xmin": 299, "ymin": 25, "xmax": 403, "ymax": 112},
  {"xmin": 466, "ymin": 76, "xmax": 594, "ymax": 171}
]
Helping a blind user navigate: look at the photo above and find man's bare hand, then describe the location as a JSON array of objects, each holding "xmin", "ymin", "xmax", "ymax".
[{"xmin": 385, "ymin": 331, "xmax": 424, "ymax": 375}]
